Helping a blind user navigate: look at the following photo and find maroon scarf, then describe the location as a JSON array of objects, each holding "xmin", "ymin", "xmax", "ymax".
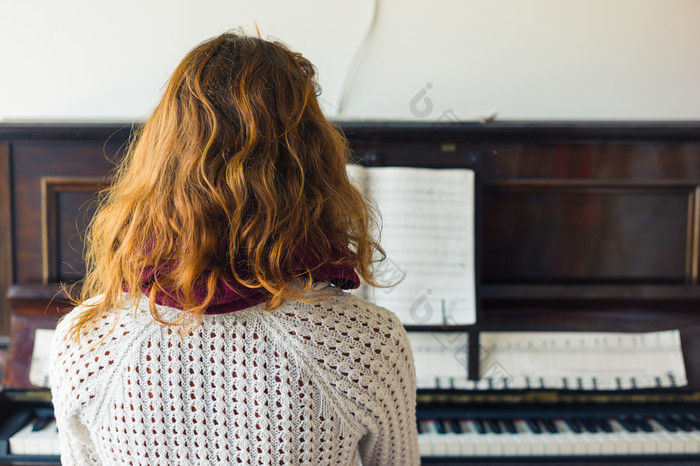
[{"xmin": 141, "ymin": 244, "xmax": 360, "ymax": 314}]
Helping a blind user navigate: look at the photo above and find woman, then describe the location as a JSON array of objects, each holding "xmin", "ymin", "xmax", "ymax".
[{"xmin": 49, "ymin": 31, "xmax": 419, "ymax": 465}]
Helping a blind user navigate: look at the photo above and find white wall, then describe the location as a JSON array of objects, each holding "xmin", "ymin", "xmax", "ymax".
[
  {"xmin": 0, "ymin": 0, "xmax": 373, "ymax": 120},
  {"xmin": 1, "ymin": 0, "xmax": 698, "ymax": 121}
]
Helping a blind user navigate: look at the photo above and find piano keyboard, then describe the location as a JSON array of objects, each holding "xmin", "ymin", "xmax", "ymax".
[
  {"xmin": 0, "ymin": 409, "xmax": 60, "ymax": 463},
  {"xmin": 8, "ymin": 417, "xmax": 60, "ymax": 456},
  {"xmin": 4, "ymin": 407, "xmax": 700, "ymax": 462},
  {"xmin": 418, "ymin": 413, "xmax": 700, "ymax": 459}
]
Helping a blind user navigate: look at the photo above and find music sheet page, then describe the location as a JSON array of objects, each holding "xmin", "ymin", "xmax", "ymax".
[
  {"xmin": 29, "ymin": 328, "xmax": 55, "ymax": 389},
  {"xmin": 408, "ymin": 330, "xmax": 687, "ymax": 390},
  {"xmin": 348, "ymin": 165, "xmax": 476, "ymax": 325},
  {"xmin": 479, "ymin": 330, "xmax": 687, "ymax": 390}
]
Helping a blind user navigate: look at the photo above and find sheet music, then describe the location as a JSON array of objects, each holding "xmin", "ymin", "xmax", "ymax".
[
  {"xmin": 408, "ymin": 330, "xmax": 687, "ymax": 390},
  {"xmin": 480, "ymin": 330, "xmax": 687, "ymax": 390},
  {"xmin": 29, "ymin": 328, "xmax": 55, "ymax": 389},
  {"xmin": 407, "ymin": 332, "xmax": 469, "ymax": 389},
  {"xmin": 348, "ymin": 165, "xmax": 476, "ymax": 325}
]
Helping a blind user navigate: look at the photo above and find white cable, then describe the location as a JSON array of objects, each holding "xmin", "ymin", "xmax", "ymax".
[{"xmin": 335, "ymin": 0, "xmax": 379, "ymax": 115}]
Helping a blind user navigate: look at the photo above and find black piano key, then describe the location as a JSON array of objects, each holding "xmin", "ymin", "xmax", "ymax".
[
  {"xmin": 474, "ymin": 419, "xmax": 487, "ymax": 434},
  {"xmin": 670, "ymin": 414, "xmax": 694, "ymax": 432},
  {"xmin": 31, "ymin": 417, "xmax": 50, "ymax": 432},
  {"xmin": 458, "ymin": 419, "xmax": 475, "ymax": 435},
  {"xmin": 655, "ymin": 415, "xmax": 678, "ymax": 432},
  {"xmin": 487, "ymin": 419, "xmax": 502, "ymax": 434},
  {"xmin": 565, "ymin": 418, "xmax": 583, "ymax": 434},
  {"xmin": 526, "ymin": 419, "xmax": 542, "ymax": 434},
  {"xmin": 503, "ymin": 419, "xmax": 517, "ymax": 434},
  {"xmin": 595, "ymin": 417, "xmax": 613, "ymax": 433},
  {"xmin": 542, "ymin": 419, "xmax": 558, "ymax": 434},
  {"xmin": 450, "ymin": 419, "xmax": 462, "ymax": 434},
  {"xmin": 633, "ymin": 416, "xmax": 654, "ymax": 433},
  {"xmin": 684, "ymin": 414, "xmax": 700, "ymax": 430},
  {"xmin": 618, "ymin": 416, "xmax": 638, "ymax": 433},
  {"xmin": 434, "ymin": 419, "xmax": 445, "ymax": 434},
  {"xmin": 581, "ymin": 418, "xmax": 599, "ymax": 433}
]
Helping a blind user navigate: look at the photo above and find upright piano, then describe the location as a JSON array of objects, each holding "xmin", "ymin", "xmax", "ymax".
[{"xmin": 1, "ymin": 121, "xmax": 700, "ymax": 465}]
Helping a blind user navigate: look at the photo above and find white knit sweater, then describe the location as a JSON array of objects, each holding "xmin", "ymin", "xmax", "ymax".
[{"xmin": 50, "ymin": 285, "xmax": 420, "ymax": 466}]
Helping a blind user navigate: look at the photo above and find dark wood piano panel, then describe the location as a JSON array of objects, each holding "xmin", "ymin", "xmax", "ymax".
[
  {"xmin": 0, "ymin": 124, "xmax": 131, "ymax": 335},
  {"xmin": 483, "ymin": 183, "xmax": 692, "ymax": 283},
  {"xmin": 12, "ymin": 140, "xmax": 122, "ymax": 284}
]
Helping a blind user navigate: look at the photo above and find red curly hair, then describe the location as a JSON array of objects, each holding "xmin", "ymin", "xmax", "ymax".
[{"xmin": 68, "ymin": 31, "xmax": 384, "ymax": 339}]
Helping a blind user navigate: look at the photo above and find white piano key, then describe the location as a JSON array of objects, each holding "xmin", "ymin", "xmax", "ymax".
[
  {"xmin": 542, "ymin": 429, "xmax": 560, "ymax": 456},
  {"xmin": 510, "ymin": 420, "xmax": 533, "ymax": 456},
  {"xmin": 417, "ymin": 436, "xmax": 434, "ymax": 456},
  {"xmin": 514, "ymin": 419, "xmax": 546, "ymax": 456},
  {"xmin": 473, "ymin": 434, "xmax": 491, "ymax": 456},
  {"xmin": 553, "ymin": 419, "xmax": 583, "ymax": 455},
  {"xmin": 9, "ymin": 418, "xmax": 60, "ymax": 456},
  {"xmin": 582, "ymin": 433, "xmax": 603, "ymax": 456},
  {"xmin": 655, "ymin": 420, "xmax": 700, "ymax": 455},
  {"xmin": 435, "ymin": 420, "xmax": 459, "ymax": 457},
  {"xmin": 480, "ymin": 422, "xmax": 505, "ymax": 457},
  {"xmin": 607, "ymin": 419, "xmax": 639, "ymax": 455},
  {"xmin": 647, "ymin": 419, "xmax": 673, "ymax": 454},
  {"xmin": 501, "ymin": 428, "xmax": 520, "ymax": 456},
  {"xmin": 641, "ymin": 429, "xmax": 659, "ymax": 455},
  {"xmin": 596, "ymin": 425, "xmax": 618, "ymax": 455},
  {"xmin": 653, "ymin": 419, "xmax": 687, "ymax": 454},
  {"xmin": 417, "ymin": 420, "xmax": 437, "ymax": 456},
  {"xmin": 608, "ymin": 419, "xmax": 645, "ymax": 455},
  {"xmin": 456, "ymin": 420, "xmax": 478, "ymax": 456},
  {"xmin": 684, "ymin": 430, "xmax": 700, "ymax": 454}
]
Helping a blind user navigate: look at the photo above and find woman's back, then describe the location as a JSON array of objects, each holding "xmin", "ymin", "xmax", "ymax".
[
  {"xmin": 49, "ymin": 30, "xmax": 419, "ymax": 465},
  {"xmin": 51, "ymin": 287, "xmax": 419, "ymax": 465}
]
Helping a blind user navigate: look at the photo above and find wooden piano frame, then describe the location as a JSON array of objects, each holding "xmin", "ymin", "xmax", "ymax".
[{"xmin": 2, "ymin": 121, "xmax": 700, "ymax": 465}]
